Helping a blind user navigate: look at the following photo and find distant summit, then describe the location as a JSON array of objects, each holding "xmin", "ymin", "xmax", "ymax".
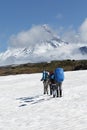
[{"xmin": 0, "ymin": 24, "xmax": 87, "ymax": 66}]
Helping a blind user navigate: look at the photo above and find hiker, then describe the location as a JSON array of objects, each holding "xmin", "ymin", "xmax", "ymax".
[
  {"xmin": 49, "ymin": 71, "xmax": 59, "ymax": 97},
  {"xmin": 41, "ymin": 70, "xmax": 49, "ymax": 94},
  {"xmin": 49, "ymin": 71, "xmax": 55, "ymax": 95},
  {"xmin": 54, "ymin": 68, "xmax": 64, "ymax": 97}
]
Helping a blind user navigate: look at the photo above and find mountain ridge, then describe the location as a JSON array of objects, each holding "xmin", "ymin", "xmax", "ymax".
[{"xmin": 0, "ymin": 24, "xmax": 87, "ymax": 66}]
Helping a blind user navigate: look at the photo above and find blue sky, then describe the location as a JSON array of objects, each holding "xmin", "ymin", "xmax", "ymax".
[{"xmin": 0, "ymin": 0, "xmax": 87, "ymax": 52}]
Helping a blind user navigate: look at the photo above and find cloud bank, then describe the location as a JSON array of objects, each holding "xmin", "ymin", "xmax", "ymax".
[
  {"xmin": 61, "ymin": 18, "xmax": 87, "ymax": 45},
  {"xmin": 9, "ymin": 25, "xmax": 53, "ymax": 48},
  {"xmin": 79, "ymin": 18, "xmax": 87, "ymax": 42},
  {"xmin": 8, "ymin": 19, "xmax": 87, "ymax": 49},
  {"xmin": 0, "ymin": 19, "xmax": 87, "ymax": 66}
]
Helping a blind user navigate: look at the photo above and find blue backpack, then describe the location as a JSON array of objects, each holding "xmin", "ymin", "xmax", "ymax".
[{"xmin": 54, "ymin": 68, "xmax": 64, "ymax": 82}]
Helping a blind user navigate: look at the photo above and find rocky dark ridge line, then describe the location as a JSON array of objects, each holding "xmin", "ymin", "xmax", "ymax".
[{"xmin": 0, "ymin": 60, "xmax": 87, "ymax": 76}]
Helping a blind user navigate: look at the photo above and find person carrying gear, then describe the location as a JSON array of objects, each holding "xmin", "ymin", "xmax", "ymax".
[
  {"xmin": 41, "ymin": 70, "xmax": 49, "ymax": 94},
  {"xmin": 54, "ymin": 68, "xmax": 64, "ymax": 97},
  {"xmin": 49, "ymin": 71, "xmax": 59, "ymax": 97},
  {"xmin": 49, "ymin": 71, "xmax": 55, "ymax": 95}
]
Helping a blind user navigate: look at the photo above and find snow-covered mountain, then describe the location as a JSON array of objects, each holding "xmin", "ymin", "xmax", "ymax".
[{"xmin": 0, "ymin": 25, "xmax": 87, "ymax": 66}]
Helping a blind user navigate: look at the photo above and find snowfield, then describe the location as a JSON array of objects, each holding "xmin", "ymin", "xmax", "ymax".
[{"xmin": 0, "ymin": 70, "xmax": 87, "ymax": 130}]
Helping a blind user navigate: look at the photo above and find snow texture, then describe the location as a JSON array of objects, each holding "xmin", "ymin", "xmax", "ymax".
[{"xmin": 0, "ymin": 70, "xmax": 87, "ymax": 130}]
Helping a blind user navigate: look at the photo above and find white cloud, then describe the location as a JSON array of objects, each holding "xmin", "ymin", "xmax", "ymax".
[
  {"xmin": 8, "ymin": 19, "xmax": 87, "ymax": 50},
  {"xmin": 61, "ymin": 28, "xmax": 78, "ymax": 43},
  {"xmin": 60, "ymin": 19, "xmax": 87, "ymax": 45},
  {"xmin": 9, "ymin": 25, "xmax": 53, "ymax": 48},
  {"xmin": 79, "ymin": 18, "xmax": 87, "ymax": 42}
]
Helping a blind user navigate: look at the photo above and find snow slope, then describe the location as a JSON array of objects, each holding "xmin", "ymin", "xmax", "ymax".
[{"xmin": 0, "ymin": 70, "xmax": 87, "ymax": 130}]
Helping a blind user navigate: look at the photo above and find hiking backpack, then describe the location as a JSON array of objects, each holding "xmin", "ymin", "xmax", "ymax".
[
  {"xmin": 54, "ymin": 68, "xmax": 64, "ymax": 82},
  {"xmin": 42, "ymin": 71, "xmax": 49, "ymax": 80}
]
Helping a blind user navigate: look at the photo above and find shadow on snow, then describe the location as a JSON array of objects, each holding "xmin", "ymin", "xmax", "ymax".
[{"xmin": 16, "ymin": 95, "xmax": 52, "ymax": 107}]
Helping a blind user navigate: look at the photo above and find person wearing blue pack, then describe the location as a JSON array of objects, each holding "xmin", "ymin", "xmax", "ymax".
[
  {"xmin": 54, "ymin": 68, "xmax": 64, "ymax": 97},
  {"xmin": 49, "ymin": 71, "xmax": 55, "ymax": 95},
  {"xmin": 41, "ymin": 70, "xmax": 49, "ymax": 94}
]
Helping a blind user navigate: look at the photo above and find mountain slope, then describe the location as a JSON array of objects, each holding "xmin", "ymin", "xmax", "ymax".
[{"xmin": 0, "ymin": 25, "xmax": 87, "ymax": 66}]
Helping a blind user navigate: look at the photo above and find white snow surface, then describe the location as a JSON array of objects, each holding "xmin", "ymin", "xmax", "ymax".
[{"xmin": 0, "ymin": 70, "xmax": 87, "ymax": 130}]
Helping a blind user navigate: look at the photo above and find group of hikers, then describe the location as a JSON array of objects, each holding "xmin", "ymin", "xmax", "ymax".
[{"xmin": 41, "ymin": 68, "xmax": 64, "ymax": 98}]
